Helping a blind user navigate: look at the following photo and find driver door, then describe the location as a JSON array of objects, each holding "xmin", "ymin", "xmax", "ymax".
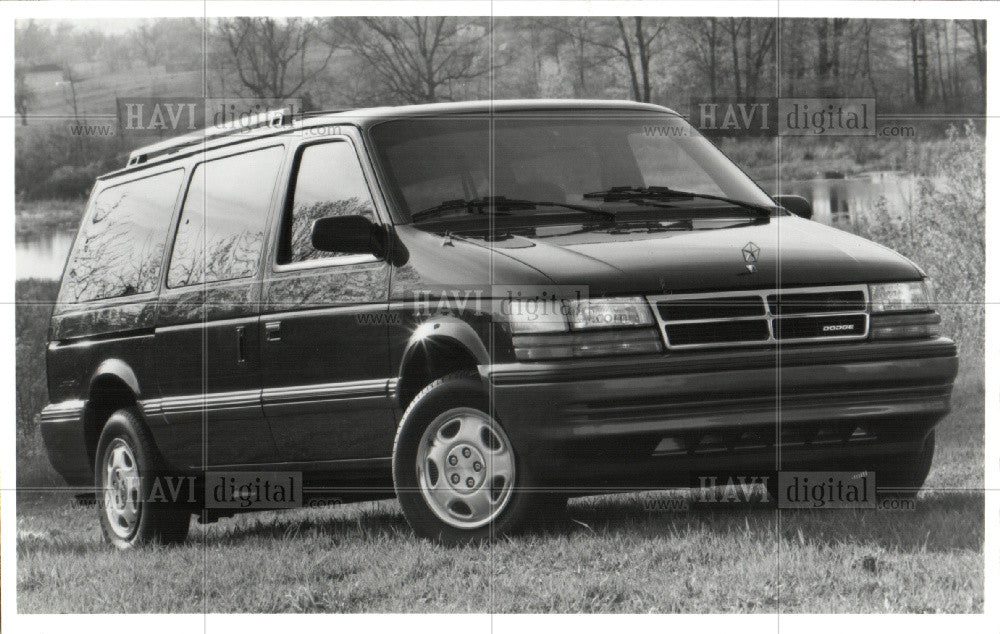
[{"xmin": 260, "ymin": 138, "xmax": 396, "ymax": 464}]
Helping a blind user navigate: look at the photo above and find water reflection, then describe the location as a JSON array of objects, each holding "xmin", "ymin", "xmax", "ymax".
[
  {"xmin": 15, "ymin": 230, "xmax": 76, "ymax": 280},
  {"xmin": 766, "ymin": 171, "xmax": 918, "ymax": 228}
]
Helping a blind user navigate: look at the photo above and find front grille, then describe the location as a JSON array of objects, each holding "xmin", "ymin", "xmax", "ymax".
[
  {"xmin": 648, "ymin": 285, "xmax": 869, "ymax": 350},
  {"xmin": 767, "ymin": 290, "xmax": 866, "ymax": 315},
  {"xmin": 667, "ymin": 319, "xmax": 771, "ymax": 346},
  {"xmin": 657, "ymin": 296, "xmax": 766, "ymax": 321}
]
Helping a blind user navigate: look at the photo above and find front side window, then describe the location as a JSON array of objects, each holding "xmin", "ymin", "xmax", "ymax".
[
  {"xmin": 59, "ymin": 169, "xmax": 183, "ymax": 303},
  {"xmin": 167, "ymin": 145, "xmax": 284, "ymax": 287},
  {"xmin": 278, "ymin": 141, "xmax": 377, "ymax": 264}
]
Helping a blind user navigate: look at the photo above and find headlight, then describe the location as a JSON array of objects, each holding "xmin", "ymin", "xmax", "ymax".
[
  {"xmin": 504, "ymin": 296, "xmax": 655, "ymax": 333},
  {"xmin": 568, "ymin": 297, "xmax": 655, "ymax": 330},
  {"xmin": 505, "ymin": 296, "xmax": 662, "ymax": 359},
  {"xmin": 869, "ymin": 280, "xmax": 940, "ymax": 340},
  {"xmin": 503, "ymin": 298, "xmax": 570, "ymax": 334},
  {"xmin": 868, "ymin": 280, "xmax": 933, "ymax": 313}
]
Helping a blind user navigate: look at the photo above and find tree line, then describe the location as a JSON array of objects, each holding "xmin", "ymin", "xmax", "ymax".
[
  {"xmin": 14, "ymin": 16, "xmax": 986, "ymax": 199},
  {"xmin": 16, "ymin": 17, "xmax": 986, "ymax": 115}
]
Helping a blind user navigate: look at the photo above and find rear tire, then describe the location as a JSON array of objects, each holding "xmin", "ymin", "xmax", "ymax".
[
  {"xmin": 393, "ymin": 371, "xmax": 558, "ymax": 545},
  {"xmin": 95, "ymin": 408, "xmax": 191, "ymax": 548}
]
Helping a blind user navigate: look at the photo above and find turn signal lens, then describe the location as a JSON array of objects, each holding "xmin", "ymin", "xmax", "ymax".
[
  {"xmin": 870, "ymin": 311, "xmax": 941, "ymax": 340},
  {"xmin": 512, "ymin": 329, "xmax": 663, "ymax": 360}
]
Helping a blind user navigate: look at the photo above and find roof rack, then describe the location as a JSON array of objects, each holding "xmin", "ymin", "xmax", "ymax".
[{"xmin": 125, "ymin": 107, "xmax": 294, "ymax": 168}]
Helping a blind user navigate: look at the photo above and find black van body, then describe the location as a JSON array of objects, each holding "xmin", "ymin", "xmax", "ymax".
[{"xmin": 40, "ymin": 100, "xmax": 957, "ymax": 546}]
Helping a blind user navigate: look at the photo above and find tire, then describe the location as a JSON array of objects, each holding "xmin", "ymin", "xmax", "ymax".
[
  {"xmin": 875, "ymin": 430, "xmax": 935, "ymax": 499},
  {"xmin": 392, "ymin": 370, "xmax": 561, "ymax": 545},
  {"xmin": 95, "ymin": 408, "xmax": 191, "ymax": 548}
]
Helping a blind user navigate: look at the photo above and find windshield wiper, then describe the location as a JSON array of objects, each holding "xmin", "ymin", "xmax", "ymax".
[
  {"xmin": 584, "ymin": 186, "xmax": 778, "ymax": 217},
  {"xmin": 412, "ymin": 196, "xmax": 616, "ymax": 222}
]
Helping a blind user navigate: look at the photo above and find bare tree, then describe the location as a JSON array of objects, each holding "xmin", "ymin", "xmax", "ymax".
[
  {"xmin": 531, "ymin": 17, "xmax": 615, "ymax": 98},
  {"xmin": 815, "ymin": 18, "xmax": 851, "ymax": 92},
  {"xmin": 613, "ymin": 17, "xmax": 668, "ymax": 102},
  {"xmin": 76, "ymin": 29, "xmax": 106, "ymax": 63},
  {"xmin": 14, "ymin": 65, "xmax": 32, "ymax": 125},
  {"xmin": 217, "ymin": 17, "xmax": 335, "ymax": 101},
  {"xmin": 132, "ymin": 23, "xmax": 163, "ymax": 68},
  {"xmin": 723, "ymin": 18, "xmax": 775, "ymax": 101},
  {"xmin": 61, "ymin": 63, "xmax": 84, "ymax": 156},
  {"xmin": 329, "ymin": 17, "xmax": 489, "ymax": 104},
  {"xmin": 540, "ymin": 17, "xmax": 667, "ymax": 102},
  {"xmin": 680, "ymin": 18, "xmax": 722, "ymax": 100},
  {"xmin": 960, "ymin": 20, "xmax": 986, "ymax": 97},
  {"xmin": 908, "ymin": 20, "xmax": 929, "ymax": 105}
]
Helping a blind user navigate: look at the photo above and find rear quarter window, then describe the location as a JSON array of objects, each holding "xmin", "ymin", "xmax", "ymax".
[{"xmin": 58, "ymin": 169, "xmax": 184, "ymax": 304}]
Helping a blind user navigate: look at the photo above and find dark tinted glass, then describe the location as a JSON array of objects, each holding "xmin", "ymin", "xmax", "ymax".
[
  {"xmin": 279, "ymin": 141, "xmax": 377, "ymax": 264},
  {"xmin": 168, "ymin": 146, "xmax": 284, "ymax": 287},
  {"xmin": 59, "ymin": 169, "xmax": 183, "ymax": 303},
  {"xmin": 369, "ymin": 113, "xmax": 773, "ymax": 223}
]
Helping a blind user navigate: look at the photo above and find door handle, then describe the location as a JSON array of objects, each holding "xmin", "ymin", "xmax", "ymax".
[
  {"xmin": 235, "ymin": 325, "xmax": 247, "ymax": 363},
  {"xmin": 265, "ymin": 321, "xmax": 282, "ymax": 342}
]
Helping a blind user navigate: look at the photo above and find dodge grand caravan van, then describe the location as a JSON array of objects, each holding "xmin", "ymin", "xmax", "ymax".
[{"xmin": 40, "ymin": 100, "xmax": 958, "ymax": 546}]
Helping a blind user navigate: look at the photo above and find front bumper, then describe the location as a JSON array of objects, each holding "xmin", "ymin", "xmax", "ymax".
[{"xmin": 486, "ymin": 337, "xmax": 958, "ymax": 488}]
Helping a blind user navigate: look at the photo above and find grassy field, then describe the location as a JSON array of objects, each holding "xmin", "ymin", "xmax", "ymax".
[
  {"xmin": 13, "ymin": 129, "xmax": 984, "ymax": 613},
  {"xmin": 14, "ymin": 473, "xmax": 984, "ymax": 613}
]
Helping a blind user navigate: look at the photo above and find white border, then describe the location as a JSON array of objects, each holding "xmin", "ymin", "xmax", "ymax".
[{"xmin": 1, "ymin": 1, "xmax": 995, "ymax": 633}]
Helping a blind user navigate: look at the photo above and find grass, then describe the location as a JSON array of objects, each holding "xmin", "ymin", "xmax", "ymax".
[
  {"xmin": 15, "ymin": 483, "xmax": 983, "ymax": 613},
  {"xmin": 15, "ymin": 279, "xmax": 63, "ymax": 489}
]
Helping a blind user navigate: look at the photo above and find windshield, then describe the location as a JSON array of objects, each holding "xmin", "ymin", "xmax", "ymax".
[{"xmin": 369, "ymin": 111, "xmax": 774, "ymax": 225}]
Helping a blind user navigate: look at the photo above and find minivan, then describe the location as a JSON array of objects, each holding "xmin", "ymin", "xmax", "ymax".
[{"xmin": 40, "ymin": 100, "xmax": 958, "ymax": 547}]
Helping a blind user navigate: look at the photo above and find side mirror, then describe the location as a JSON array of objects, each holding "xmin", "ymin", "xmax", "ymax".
[
  {"xmin": 772, "ymin": 195, "xmax": 813, "ymax": 220},
  {"xmin": 310, "ymin": 215, "xmax": 385, "ymax": 257}
]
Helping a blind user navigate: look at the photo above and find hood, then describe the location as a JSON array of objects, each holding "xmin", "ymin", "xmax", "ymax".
[{"xmin": 392, "ymin": 216, "xmax": 924, "ymax": 297}]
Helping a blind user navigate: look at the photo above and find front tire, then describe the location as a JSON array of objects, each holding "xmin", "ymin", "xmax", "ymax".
[
  {"xmin": 875, "ymin": 430, "xmax": 935, "ymax": 499},
  {"xmin": 95, "ymin": 408, "xmax": 191, "ymax": 548},
  {"xmin": 393, "ymin": 371, "xmax": 560, "ymax": 545}
]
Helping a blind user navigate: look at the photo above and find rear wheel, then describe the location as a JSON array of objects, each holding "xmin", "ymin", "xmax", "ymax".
[
  {"xmin": 96, "ymin": 408, "xmax": 191, "ymax": 548},
  {"xmin": 393, "ymin": 371, "xmax": 561, "ymax": 545}
]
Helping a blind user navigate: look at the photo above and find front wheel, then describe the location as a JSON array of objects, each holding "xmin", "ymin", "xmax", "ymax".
[
  {"xmin": 392, "ymin": 371, "xmax": 561, "ymax": 545},
  {"xmin": 875, "ymin": 430, "xmax": 935, "ymax": 499}
]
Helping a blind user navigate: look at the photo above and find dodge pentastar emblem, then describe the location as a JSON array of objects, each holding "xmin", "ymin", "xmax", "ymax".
[{"xmin": 741, "ymin": 242, "xmax": 760, "ymax": 274}]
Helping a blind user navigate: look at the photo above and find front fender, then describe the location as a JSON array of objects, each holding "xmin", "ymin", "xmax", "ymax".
[
  {"xmin": 400, "ymin": 315, "xmax": 490, "ymax": 369},
  {"xmin": 395, "ymin": 316, "xmax": 493, "ymax": 405}
]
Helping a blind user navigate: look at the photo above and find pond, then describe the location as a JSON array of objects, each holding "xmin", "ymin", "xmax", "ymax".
[
  {"xmin": 14, "ymin": 171, "xmax": 919, "ymax": 280},
  {"xmin": 16, "ymin": 229, "xmax": 76, "ymax": 281},
  {"xmin": 764, "ymin": 170, "xmax": 918, "ymax": 229}
]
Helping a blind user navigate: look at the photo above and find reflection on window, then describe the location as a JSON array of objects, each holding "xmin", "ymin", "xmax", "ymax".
[
  {"xmin": 370, "ymin": 116, "xmax": 772, "ymax": 221},
  {"xmin": 59, "ymin": 169, "xmax": 183, "ymax": 303},
  {"xmin": 168, "ymin": 146, "xmax": 284, "ymax": 287},
  {"xmin": 280, "ymin": 142, "xmax": 376, "ymax": 264},
  {"xmin": 627, "ymin": 132, "xmax": 724, "ymax": 195}
]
